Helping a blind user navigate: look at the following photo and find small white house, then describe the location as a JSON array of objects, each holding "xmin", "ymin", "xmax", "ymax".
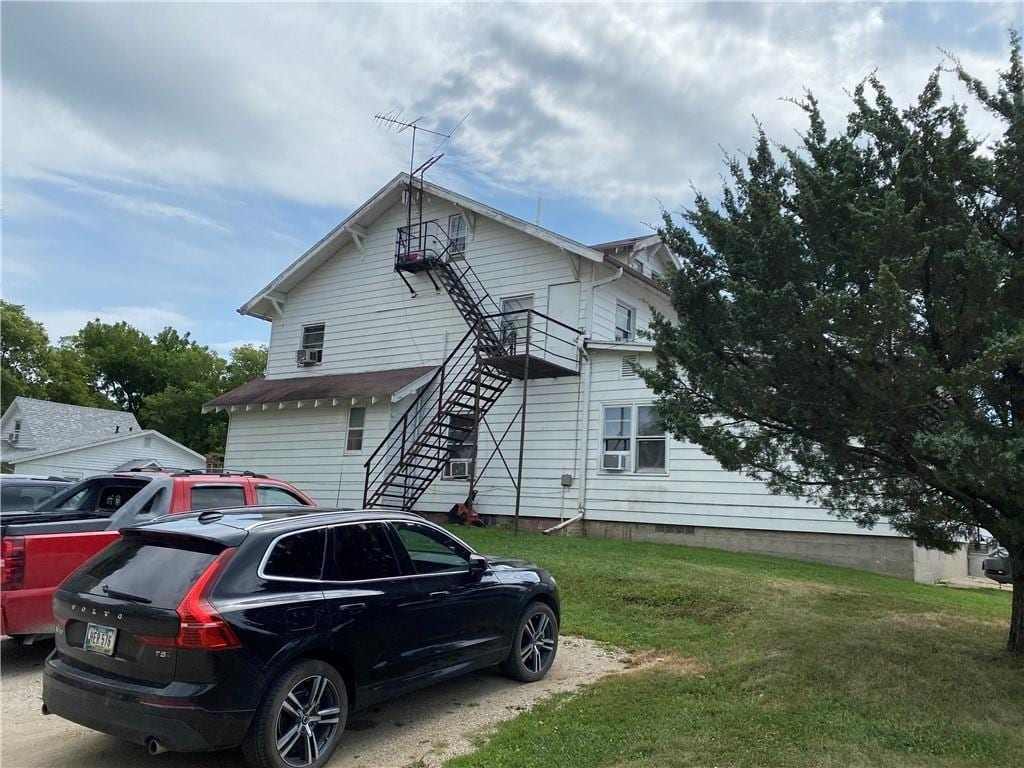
[
  {"xmin": 1, "ymin": 397, "xmax": 204, "ymax": 479},
  {"xmin": 208, "ymin": 173, "xmax": 965, "ymax": 583}
]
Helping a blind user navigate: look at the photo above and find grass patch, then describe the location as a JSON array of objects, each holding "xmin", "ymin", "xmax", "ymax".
[{"xmin": 444, "ymin": 527, "xmax": 1021, "ymax": 768}]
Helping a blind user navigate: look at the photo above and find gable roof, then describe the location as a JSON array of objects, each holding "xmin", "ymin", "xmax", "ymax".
[
  {"xmin": 1, "ymin": 397, "xmax": 141, "ymax": 456},
  {"xmin": 15, "ymin": 428, "xmax": 204, "ymax": 464},
  {"xmin": 239, "ymin": 173, "xmax": 608, "ymax": 321},
  {"xmin": 590, "ymin": 234, "xmax": 673, "ymax": 296}
]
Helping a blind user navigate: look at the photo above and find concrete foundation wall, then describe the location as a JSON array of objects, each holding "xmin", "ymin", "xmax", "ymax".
[{"xmin": 430, "ymin": 512, "xmax": 967, "ymax": 583}]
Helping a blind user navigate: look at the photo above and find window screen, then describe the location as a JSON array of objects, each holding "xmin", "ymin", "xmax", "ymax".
[
  {"xmin": 326, "ymin": 523, "xmax": 401, "ymax": 581},
  {"xmin": 636, "ymin": 405, "xmax": 667, "ymax": 472},
  {"xmin": 263, "ymin": 529, "xmax": 326, "ymax": 581},
  {"xmin": 448, "ymin": 214, "xmax": 468, "ymax": 254},
  {"xmin": 190, "ymin": 485, "xmax": 246, "ymax": 510}
]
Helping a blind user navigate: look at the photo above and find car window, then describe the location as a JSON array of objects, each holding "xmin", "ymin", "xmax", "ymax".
[
  {"xmin": 325, "ymin": 523, "xmax": 401, "ymax": 581},
  {"xmin": 1, "ymin": 484, "xmax": 62, "ymax": 509},
  {"xmin": 190, "ymin": 485, "xmax": 247, "ymax": 510},
  {"xmin": 262, "ymin": 529, "xmax": 326, "ymax": 581},
  {"xmin": 39, "ymin": 479, "xmax": 148, "ymax": 516},
  {"xmin": 392, "ymin": 522, "xmax": 471, "ymax": 575},
  {"xmin": 256, "ymin": 485, "xmax": 308, "ymax": 506}
]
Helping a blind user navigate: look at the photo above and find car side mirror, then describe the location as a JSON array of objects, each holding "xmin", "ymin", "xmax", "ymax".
[{"xmin": 468, "ymin": 554, "xmax": 488, "ymax": 578}]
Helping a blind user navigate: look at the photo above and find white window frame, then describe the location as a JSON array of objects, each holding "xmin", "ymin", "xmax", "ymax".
[
  {"xmin": 448, "ymin": 213, "xmax": 468, "ymax": 256},
  {"xmin": 615, "ymin": 301, "xmax": 636, "ymax": 342},
  {"xmin": 300, "ymin": 322, "xmax": 326, "ymax": 364},
  {"xmin": 499, "ymin": 294, "xmax": 534, "ymax": 347},
  {"xmin": 345, "ymin": 406, "xmax": 366, "ymax": 453},
  {"xmin": 600, "ymin": 402, "xmax": 669, "ymax": 475}
]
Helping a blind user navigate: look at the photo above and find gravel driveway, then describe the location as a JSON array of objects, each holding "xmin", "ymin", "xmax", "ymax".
[{"xmin": 1, "ymin": 636, "xmax": 624, "ymax": 768}]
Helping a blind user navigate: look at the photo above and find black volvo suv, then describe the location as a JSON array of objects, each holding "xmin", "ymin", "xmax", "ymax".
[{"xmin": 42, "ymin": 508, "xmax": 560, "ymax": 768}]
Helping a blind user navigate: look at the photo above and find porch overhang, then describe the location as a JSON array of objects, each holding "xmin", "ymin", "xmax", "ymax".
[{"xmin": 202, "ymin": 365, "xmax": 436, "ymax": 414}]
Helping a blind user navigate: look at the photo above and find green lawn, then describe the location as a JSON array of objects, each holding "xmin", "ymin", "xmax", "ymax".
[{"xmin": 445, "ymin": 527, "xmax": 1021, "ymax": 768}]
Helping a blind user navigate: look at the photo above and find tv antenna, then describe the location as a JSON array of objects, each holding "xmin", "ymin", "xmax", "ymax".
[
  {"xmin": 374, "ymin": 108, "xmax": 469, "ymax": 233},
  {"xmin": 373, "ymin": 109, "xmax": 468, "ymax": 181}
]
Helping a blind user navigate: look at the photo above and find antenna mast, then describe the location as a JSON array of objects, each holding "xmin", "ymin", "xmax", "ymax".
[{"xmin": 374, "ymin": 110, "xmax": 469, "ymax": 231}]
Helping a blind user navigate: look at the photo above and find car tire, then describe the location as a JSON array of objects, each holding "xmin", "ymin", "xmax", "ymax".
[
  {"xmin": 243, "ymin": 659, "xmax": 348, "ymax": 768},
  {"xmin": 501, "ymin": 601, "xmax": 558, "ymax": 682}
]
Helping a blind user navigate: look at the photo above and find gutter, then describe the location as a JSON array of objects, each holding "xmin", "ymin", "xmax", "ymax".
[{"xmin": 571, "ymin": 265, "xmax": 625, "ymax": 528}]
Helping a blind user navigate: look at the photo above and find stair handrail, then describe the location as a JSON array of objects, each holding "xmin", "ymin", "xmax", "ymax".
[{"xmin": 363, "ymin": 323, "xmax": 477, "ymax": 475}]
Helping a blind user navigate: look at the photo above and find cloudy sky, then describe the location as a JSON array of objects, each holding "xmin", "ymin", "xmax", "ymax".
[{"xmin": 2, "ymin": 1, "xmax": 1018, "ymax": 354}]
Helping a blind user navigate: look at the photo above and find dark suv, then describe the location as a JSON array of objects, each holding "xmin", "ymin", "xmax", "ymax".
[{"xmin": 42, "ymin": 508, "xmax": 559, "ymax": 768}]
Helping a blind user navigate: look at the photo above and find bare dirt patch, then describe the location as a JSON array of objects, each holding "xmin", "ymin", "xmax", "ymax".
[
  {"xmin": 620, "ymin": 649, "xmax": 710, "ymax": 676},
  {"xmin": 1, "ymin": 635, "xmax": 626, "ymax": 768}
]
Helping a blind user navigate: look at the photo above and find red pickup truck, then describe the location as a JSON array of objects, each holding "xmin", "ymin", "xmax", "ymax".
[{"xmin": 0, "ymin": 469, "xmax": 315, "ymax": 640}]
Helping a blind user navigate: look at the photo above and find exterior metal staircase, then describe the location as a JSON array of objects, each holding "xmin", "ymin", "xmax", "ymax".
[
  {"xmin": 363, "ymin": 210, "xmax": 582, "ymax": 511},
  {"xmin": 362, "ymin": 325, "xmax": 513, "ymax": 510}
]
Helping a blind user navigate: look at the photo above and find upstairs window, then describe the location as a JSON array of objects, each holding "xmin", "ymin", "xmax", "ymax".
[
  {"xmin": 615, "ymin": 302, "xmax": 635, "ymax": 341},
  {"xmin": 630, "ymin": 257, "xmax": 644, "ymax": 274},
  {"xmin": 299, "ymin": 323, "xmax": 325, "ymax": 366},
  {"xmin": 346, "ymin": 406, "xmax": 366, "ymax": 452},
  {"xmin": 500, "ymin": 294, "xmax": 534, "ymax": 348},
  {"xmin": 448, "ymin": 213, "xmax": 468, "ymax": 255}
]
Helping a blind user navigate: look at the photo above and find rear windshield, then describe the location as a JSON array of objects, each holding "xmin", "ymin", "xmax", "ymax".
[
  {"xmin": 0, "ymin": 483, "xmax": 65, "ymax": 510},
  {"xmin": 67, "ymin": 537, "xmax": 218, "ymax": 609},
  {"xmin": 36, "ymin": 478, "xmax": 149, "ymax": 516}
]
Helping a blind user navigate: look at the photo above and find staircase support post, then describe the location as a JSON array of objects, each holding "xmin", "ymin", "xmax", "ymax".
[{"xmin": 513, "ymin": 310, "xmax": 532, "ymax": 535}]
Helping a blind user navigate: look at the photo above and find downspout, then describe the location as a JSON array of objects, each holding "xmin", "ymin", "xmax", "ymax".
[{"xmin": 545, "ymin": 265, "xmax": 624, "ymax": 536}]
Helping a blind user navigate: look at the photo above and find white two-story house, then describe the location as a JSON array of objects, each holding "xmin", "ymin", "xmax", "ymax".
[{"xmin": 206, "ymin": 173, "xmax": 965, "ymax": 583}]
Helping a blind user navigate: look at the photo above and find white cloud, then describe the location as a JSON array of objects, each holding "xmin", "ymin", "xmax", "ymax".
[
  {"xmin": 30, "ymin": 305, "xmax": 194, "ymax": 341},
  {"xmin": 2, "ymin": 2, "xmax": 1014, "ymax": 225}
]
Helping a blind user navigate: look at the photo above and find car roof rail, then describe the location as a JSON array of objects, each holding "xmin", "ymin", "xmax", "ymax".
[{"xmin": 170, "ymin": 469, "xmax": 269, "ymax": 479}]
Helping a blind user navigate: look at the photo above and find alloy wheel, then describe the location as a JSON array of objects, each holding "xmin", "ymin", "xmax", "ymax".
[
  {"xmin": 519, "ymin": 610, "xmax": 556, "ymax": 674},
  {"xmin": 274, "ymin": 675, "xmax": 342, "ymax": 767}
]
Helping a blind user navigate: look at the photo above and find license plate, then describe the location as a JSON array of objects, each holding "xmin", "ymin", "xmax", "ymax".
[{"xmin": 84, "ymin": 623, "xmax": 117, "ymax": 656}]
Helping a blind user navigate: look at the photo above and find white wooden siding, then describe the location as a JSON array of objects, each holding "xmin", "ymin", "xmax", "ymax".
[
  {"xmin": 590, "ymin": 262, "xmax": 673, "ymax": 342},
  {"xmin": 583, "ymin": 350, "xmax": 898, "ymax": 536},
  {"xmin": 224, "ymin": 402, "xmax": 388, "ymax": 506},
  {"xmin": 264, "ymin": 195, "xmax": 580, "ymax": 379},
  {"xmin": 15, "ymin": 434, "xmax": 203, "ymax": 479}
]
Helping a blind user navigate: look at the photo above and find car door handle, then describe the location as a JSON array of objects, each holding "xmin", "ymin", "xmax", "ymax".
[
  {"xmin": 337, "ymin": 602, "xmax": 366, "ymax": 614},
  {"xmin": 429, "ymin": 591, "xmax": 449, "ymax": 598}
]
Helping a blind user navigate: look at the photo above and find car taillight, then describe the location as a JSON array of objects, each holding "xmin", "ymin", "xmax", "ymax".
[
  {"xmin": 1, "ymin": 537, "xmax": 25, "ymax": 590},
  {"xmin": 139, "ymin": 547, "xmax": 240, "ymax": 651}
]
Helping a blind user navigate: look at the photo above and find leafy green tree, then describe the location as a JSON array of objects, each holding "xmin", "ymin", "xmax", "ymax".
[
  {"xmin": 225, "ymin": 344, "xmax": 268, "ymax": 390},
  {"xmin": 68, "ymin": 321, "xmax": 164, "ymax": 416},
  {"xmin": 644, "ymin": 37, "xmax": 1024, "ymax": 653},
  {"xmin": 43, "ymin": 347, "xmax": 113, "ymax": 409},
  {"xmin": 1, "ymin": 301, "xmax": 49, "ymax": 408}
]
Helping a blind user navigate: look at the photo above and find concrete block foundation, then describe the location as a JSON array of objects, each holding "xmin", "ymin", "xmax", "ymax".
[{"xmin": 431, "ymin": 512, "xmax": 967, "ymax": 583}]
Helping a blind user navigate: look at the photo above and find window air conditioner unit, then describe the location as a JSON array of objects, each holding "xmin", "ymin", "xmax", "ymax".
[
  {"xmin": 602, "ymin": 453, "xmax": 629, "ymax": 471},
  {"xmin": 296, "ymin": 349, "xmax": 321, "ymax": 366},
  {"xmin": 447, "ymin": 459, "xmax": 472, "ymax": 479}
]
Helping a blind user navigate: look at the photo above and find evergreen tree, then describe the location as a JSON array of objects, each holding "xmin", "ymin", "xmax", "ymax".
[{"xmin": 644, "ymin": 35, "xmax": 1024, "ymax": 653}]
